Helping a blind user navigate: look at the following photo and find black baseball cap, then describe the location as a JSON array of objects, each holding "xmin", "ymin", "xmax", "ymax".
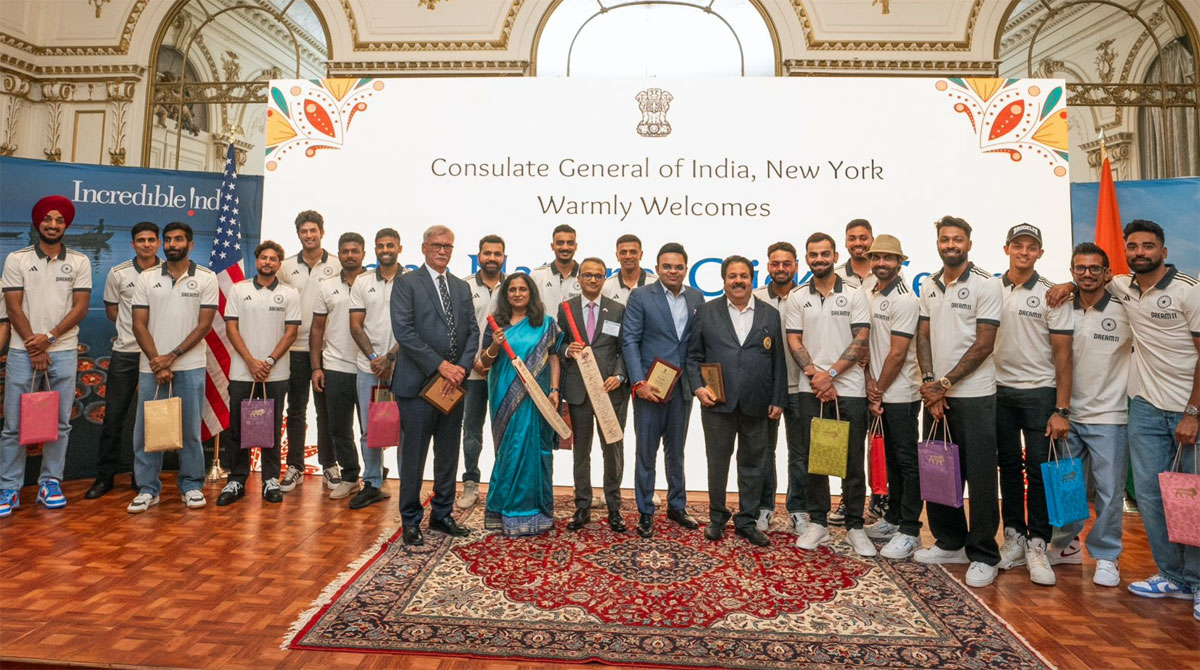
[{"xmin": 1005, "ymin": 223, "xmax": 1043, "ymax": 244}]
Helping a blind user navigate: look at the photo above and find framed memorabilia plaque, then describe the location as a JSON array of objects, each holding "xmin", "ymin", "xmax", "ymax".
[
  {"xmin": 700, "ymin": 362, "xmax": 726, "ymax": 404},
  {"xmin": 645, "ymin": 357, "xmax": 682, "ymax": 403},
  {"xmin": 420, "ymin": 374, "xmax": 465, "ymax": 414}
]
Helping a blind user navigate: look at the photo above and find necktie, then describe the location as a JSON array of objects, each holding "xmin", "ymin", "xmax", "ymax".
[
  {"xmin": 438, "ymin": 274, "xmax": 458, "ymax": 360},
  {"xmin": 585, "ymin": 302, "xmax": 597, "ymax": 342}
]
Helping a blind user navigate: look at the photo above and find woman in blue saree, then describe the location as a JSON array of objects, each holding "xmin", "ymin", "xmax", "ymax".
[{"xmin": 477, "ymin": 273, "xmax": 562, "ymax": 537}]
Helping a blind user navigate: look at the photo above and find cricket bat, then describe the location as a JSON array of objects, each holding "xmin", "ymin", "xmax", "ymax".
[
  {"xmin": 561, "ymin": 301, "xmax": 624, "ymax": 444},
  {"xmin": 487, "ymin": 315, "xmax": 572, "ymax": 440}
]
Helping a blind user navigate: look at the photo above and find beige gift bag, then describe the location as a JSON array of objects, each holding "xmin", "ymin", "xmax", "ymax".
[{"xmin": 144, "ymin": 381, "xmax": 183, "ymax": 453}]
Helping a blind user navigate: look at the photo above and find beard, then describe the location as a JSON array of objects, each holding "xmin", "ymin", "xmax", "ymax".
[
  {"xmin": 809, "ymin": 264, "xmax": 833, "ymax": 279},
  {"xmin": 939, "ymin": 250, "xmax": 966, "ymax": 267},
  {"xmin": 1129, "ymin": 255, "xmax": 1162, "ymax": 274},
  {"xmin": 164, "ymin": 247, "xmax": 188, "ymax": 262},
  {"xmin": 377, "ymin": 253, "xmax": 397, "ymax": 267},
  {"xmin": 37, "ymin": 229, "xmax": 63, "ymax": 245},
  {"xmin": 480, "ymin": 260, "xmax": 501, "ymax": 274}
]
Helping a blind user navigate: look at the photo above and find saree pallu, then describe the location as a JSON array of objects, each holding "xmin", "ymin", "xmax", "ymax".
[{"xmin": 485, "ymin": 317, "xmax": 561, "ymax": 537}]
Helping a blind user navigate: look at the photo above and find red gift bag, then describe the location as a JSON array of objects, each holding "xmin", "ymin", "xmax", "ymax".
[
  {"xmin": 868, "ymin": 414, "xmax": 888, "ymax": 496},
  {"xmin": 19, "ymin": 372, "xmax": 59, "ymax": 446},
  {"xmin": 1160, "ymin": 444, "xmax": 1200, "ymax": 547},
  {"xmin": 367, "ymin": 386, "xmax": 401, "ymax": 449}
]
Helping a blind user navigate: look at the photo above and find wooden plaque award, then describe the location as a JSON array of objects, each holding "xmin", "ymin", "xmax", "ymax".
[
  {"xmin": 644, "ymin": 357, "xmax": 682, "ymax": 402},
  {"xmin": 700, "ymin": 362, "xmax": 726, "ymax": 404},
  {"xmin": 420, "ymin": 374, "xmax": 464, "ymax": 414},
  {"xmin": 561, "ymin": 301, "xmax": 623, "ymax": 444}
]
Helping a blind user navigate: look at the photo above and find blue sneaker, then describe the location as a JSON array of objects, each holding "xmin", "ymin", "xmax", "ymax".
[
  {"xmin": 36, "ymin": 479, "xmax": 67, "ymax": 509},
  {"xmin": 0, "ymin": 489, "xmax": 17, "ymax": 517},
  {"xmin": 1128, "ymin": 574, "xmax": 1192, "ymax": 600}
]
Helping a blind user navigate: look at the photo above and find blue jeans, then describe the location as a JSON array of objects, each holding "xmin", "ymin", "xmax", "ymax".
[
  {"xmin": 1128, "ymin": 396, "xmax": 1200, "ymax": 590},
  {"xmin": 1, "ymin": 348, "xmax": 77, "ymax": 489},
  {"xmin": 356, "ymin": 371, "xmax": 388, "ymax": 488},
  {"xmin": 133, "ymin": 369, "xmax": 206, "ymax": 497},
  {"xmin": 1053, "ymin": 422, "xmax": 1128, "ymax": 561},
  {"xmin": 460, "ymin": 379, "xmax": 489, "ymax": 483}
]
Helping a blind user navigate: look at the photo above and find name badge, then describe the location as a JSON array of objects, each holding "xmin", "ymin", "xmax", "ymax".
[{"xmin": 601, "ymin": 320, "xmax": 621, "ymax": 337}]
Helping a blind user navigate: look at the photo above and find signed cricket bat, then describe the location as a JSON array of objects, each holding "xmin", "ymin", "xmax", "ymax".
[
  {"xmin": 561, "ymin": 301, "xmax": 623, "ymax": 444},
  {"xmin": 487, "ymin": 315, "xmax": 572, "ymax": 440}
]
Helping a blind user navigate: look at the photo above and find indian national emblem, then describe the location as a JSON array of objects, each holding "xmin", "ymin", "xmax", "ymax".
[{"xmin": 636, "ymin": 88, "xmax": 673, "ymax": 138}]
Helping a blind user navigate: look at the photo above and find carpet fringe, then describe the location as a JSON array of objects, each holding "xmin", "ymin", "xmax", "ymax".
[
  {"xmin": 281, "ymin": 521, "xmax": 399, "ymax": 649},
  {"xmin": 941, "ymin": 566, "xmax": 1059, "ymax": 670}
]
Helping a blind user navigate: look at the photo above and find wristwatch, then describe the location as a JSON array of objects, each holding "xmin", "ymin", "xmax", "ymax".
[
  {"xmin": 265, "ymin": 355, "xmax": 276, "ymax": 366},
  {"xmin": 938, "ymin": 376, "xmax": 953, "ymax": 390},
  {"xmin": 368, "ymin": 352, "xmax": 378, "ymax": 361},
  {"xmin": 46, "ymin": 333, "xmax": 57, "ymax": 345},
  {"xmin": 1054, "ymin": 407, "xmax": 1071, "ymax": 418},
  {"xmin": 828, "ymin": 368, "xmax": 839, "ymax": 379},
  {"xmin": 386, "ymin": 352, "xmax": 396, "ymax": 362},
  {"xmin": 1186, "ymin": 405, "xmax": 1199, "ymax": 417},
  {"xmin": 617, "ymin": 374, "xmax": 627, "ymax": 385}
]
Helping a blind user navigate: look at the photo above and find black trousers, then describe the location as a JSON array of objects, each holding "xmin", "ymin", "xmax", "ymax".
[
  {"xmin": 880, "ymin": 400, "xmax": 922, "ymax": 536},
  {"xmin": 569, "ymin": 392, "xmax": 629, "ymax": 511},
  {"xmin": 287, "ymin": 354, "xmax": 329, "ymax": 469},
  {"xmin": 226, "ymin": 380, "xmax": 287, "ymax": 487},
  {"xmin": 923, "ymin": 394, "xmax": 1001, "ymax": 565},
  {"xmin": 760, "ymin": 392, "xmax": 806, "ymax": 514},
  {"xmin": 996, "ymin": 385, "xmax": 1057, "ymax": 543},
  {"xmin": 800, "ymin": 393, "xmax": 868, "ymax": 529},
  {"xmin": 324, "ymin": 370, "xmax": 361, "ymax": 482},
  {"xmin": 702, "ymin": 408, "xmax": 768, "ymax": 531},
  {"xmin": 398, "ymin": 394, "xmax": 464, "ymax": 527},
  {"xmin": 95, "ymin": 350, "xmax": 140, "ymax": 480}
]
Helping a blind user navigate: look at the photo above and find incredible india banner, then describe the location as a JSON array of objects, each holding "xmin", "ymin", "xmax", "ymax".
[{"xmin": 260, "ymin": 77, "xmax": 1072, "ymax": 491}]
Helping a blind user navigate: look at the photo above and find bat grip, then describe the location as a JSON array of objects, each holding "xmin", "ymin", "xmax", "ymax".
[
  {"xmin": 561, "ymin": 300, "xmax": 584, "ymax": 342},
  {"xmin": 486, "ymin": 314, "xmax": 518, "ymax": 359}
]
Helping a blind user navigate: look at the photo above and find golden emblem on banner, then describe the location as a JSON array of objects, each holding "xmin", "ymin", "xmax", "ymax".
[{"xmin": 635, "ymin": 88, "xmax": 673, "ymax": 138}]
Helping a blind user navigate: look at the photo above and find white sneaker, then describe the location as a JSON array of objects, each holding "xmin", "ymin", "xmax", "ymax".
[
  {"xmin": 880, "ymin": 533, "xmax": 921, "ymax": 560},
  {"xmin": 280, "ymin": 465, "xmax": 304, "ymax": 492},
  {"xmin": 997, "ymin": 527, "xmax": 1027, "ymax": 570},
  {"xmin": 127, "ymin": 493, "xmax": 159, "ymax": 514},
  {"xmin": 756, "ymin": 508, "xmax": 773, "ymax": 532},
  {"xmin": 1025, "ymin": 538, "xmax": 1056, "ymax": 586},
  {"xmin": 864, "ymin": 519, "xmax": 899, "ymax": 540},
  {"xmin": 965, "ymin": 561, "xmax": 998, "ymax": 588},
  {"xmin": 181, "ymin": 489, "xmax": 206, "ymax": 509},
  {"xmin": 456, "ymin": 481, "xmax": 479, "ymax": 509},
  {"xmin": 795, "ymin": 523, "xmax": 831, "ymax": 550},
  {"xmin": 1093, "ymin": 559, "xmax": 1120, "ymax": 587},
  {"xmin": 591, "ymin": 493, "xmax": 604, "ymax": 508},
  {"xmin": 651, "ymin": 493, "xmax": 662, "ymax": 507},
  {"xmin": 790, "ymin": 511, "xmax": 810, "ymax": 536},
  {"xmin": 1048, "ymin": 538, "xmax": 1083, "ymax": 565},
  {"xmin": 914, "ymin": 545, "xmax": 969, "ymax": 565},
  {"xmin": 329, "ymin": 480, "xmax": 361, "ymax": 500},
  {"xmin": 323, "ymin": 465, "xmax": 342, "ymax": 490},
  {"xmin": 847, "ymin": 528, "xmax": 878, "ymax": 557}
]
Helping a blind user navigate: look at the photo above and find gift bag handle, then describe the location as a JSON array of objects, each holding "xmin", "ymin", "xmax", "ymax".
[
  {"xmin": 27, "ymin": 370, "xmax": 52, "ymax": 394},
  {"xmin": 249, "ymin": 380, "xmax": 263, "ymax": 400},
  {"xmin": 924, "ymin": 418, "xmax": 952, "ymax": 443},
  {"xmin": 152, "ymin": 379, "xmax": 174, "ymax": 401},
  {"xmin": 869, "ymin": 413, "xmax": 883, "ymax": 437},
  {"xmin": 1168, "ymin": 442, "xmax": 1199, "ymax": 474},
  {"xmin": 819, "ymin": 401, "xmax": 841, "ymax": 422}
]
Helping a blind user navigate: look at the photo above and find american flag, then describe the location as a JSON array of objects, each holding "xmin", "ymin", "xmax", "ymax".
[{"xmin": 201, "ymin": 143, "xmax": 245, "ymax": 440}]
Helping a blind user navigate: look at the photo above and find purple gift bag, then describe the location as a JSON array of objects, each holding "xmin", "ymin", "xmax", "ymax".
[
  {"xmin": 918, "ymin": 420, "xmax": 963, "ymax": 508},
  {"xmin": 240, "ymin": 382, "xmax": 276, "ymax": 450}
]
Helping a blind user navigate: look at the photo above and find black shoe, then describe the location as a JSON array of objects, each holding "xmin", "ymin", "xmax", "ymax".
[
  {"xmin": 216, "ymin": 482, "xmax": 245, "ymax": 507},
  {"xmin": 429, "ymin": 515, "xmax": 471, "ymax": 537},
  {"xmin": 736, "ymin": 526, "xmax": 771, "ymax": 546},
  {"xmin": 567, "ymin": 508, "xmax": 590, "ymax": 531},
  {"xmin": 85, "ymin": 478, "xmax": 114, "ymax": 499},
  {"xmin": 608, "ymin": 511, "xmax": 627, "ymax": 534},
  {"xmin": 704, "ymin": 522, "xmax": 724, "ymax": 541},
  {"xmin": 402, "ymin": 525, "xmax": 424, "ymax": 546},
  {"xmin": 636, "ymin": 513, "xmax": 654, "ymax": 538},
  {"xmin": 349, "ymin": 483, "xmax": 385, "ymax": 509},
  {"xmin": 263, "ymin": 485, "xmax": 283, "ymax": 503},
  {"xmin": 667, "ymin": 508, "xmax": 700, "ymax": 530}
]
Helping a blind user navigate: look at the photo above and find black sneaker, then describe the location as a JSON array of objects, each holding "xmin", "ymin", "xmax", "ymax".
[
  {"xmin": 868, "ymin": 494, "xmax": 889, "ymax": 520},
  {"xmin": 216, "ymin": 481, "xmax": 245, "ymax": 506},
  {"xmin": 263, "ymin": 478, "xmax": 283, "ymax": 503},
  {"xmin": 828, "ymin": 501, "xmax": 846, "ymax": 526},
  {"xmin": 349, "ymin": 483, "xmax": 385, "ymax": 509}
]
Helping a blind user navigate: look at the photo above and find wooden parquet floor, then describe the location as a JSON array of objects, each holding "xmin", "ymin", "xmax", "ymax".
[{"xmin": 0, "ymin": 475, "xmax": 1196, "ymax": 670}]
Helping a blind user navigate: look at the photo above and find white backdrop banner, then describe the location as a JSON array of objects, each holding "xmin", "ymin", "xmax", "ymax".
[{"xmin": 262, "ymin": 77, "xmax": 1071, "ymax": 492}]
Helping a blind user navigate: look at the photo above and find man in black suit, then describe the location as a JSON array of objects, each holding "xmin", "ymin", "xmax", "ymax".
[
  {"xmin": 390, "ymin": 225, "xmax": 480, "ymax": 546},
  {"xmin": 621, "ymin": 242, "xmax": 705, "ymax": 538},
  {"xmin": 558, "ymin": 257, "xmax": 629, "ymax": 533},
  {"xmin": 688, "ymin": 256, "xmax": 786, "ymax": 545}
]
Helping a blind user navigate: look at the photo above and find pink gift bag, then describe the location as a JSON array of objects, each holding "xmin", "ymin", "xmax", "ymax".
[
  {"xmin": 367, "ymin": 386, "xmax": 401, "ymax": 449},
  {"xmin": 19, "ymin": 372, "xmax": 59, "ymax": 446},
  {"xmin": 1160, "ymin": 445, "xmax": 1200, "ymax": 547}
]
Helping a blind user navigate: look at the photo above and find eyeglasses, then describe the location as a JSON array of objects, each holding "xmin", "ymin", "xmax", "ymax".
[
  {"xmin": 1072, "ymin": 265, "xmax": 1106, "ymax": 275},
  {"xmin": 580, "ymin": 273, "xmax": 605, "ymax": 281},
  {"xmin": 427, "ymin": 243, "xmax": 454, "ymax": 252}
]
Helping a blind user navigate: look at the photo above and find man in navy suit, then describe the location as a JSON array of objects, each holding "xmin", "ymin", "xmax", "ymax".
[
  {"xmin": 621, "ymin": 242, "xmax": 705, "ymax": 537},
  {"xmin": 688, "ymin": 256, "xmax": 786, "ymax": 546},
  {"xmin": 390, "ymin": 225, "xmax": 480, "ymax": 546}
]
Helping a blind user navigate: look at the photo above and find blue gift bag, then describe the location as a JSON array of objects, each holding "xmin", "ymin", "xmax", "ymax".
[{"xmin": 1042, "ymin": 439, "xmax": 1089, "ymax": 527}]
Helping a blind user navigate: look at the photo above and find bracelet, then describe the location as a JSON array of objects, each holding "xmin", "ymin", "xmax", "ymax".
[
  {"xmin": 368, "ymin": 353, "xmax": 378, "ymax": 361},
  {"xmin": 486, "ymin": 346, "xmax": 499, "ymax": 358},
  {"xmin": 549, "ymin": 387, "xmax": 559, "ymax": 394}
]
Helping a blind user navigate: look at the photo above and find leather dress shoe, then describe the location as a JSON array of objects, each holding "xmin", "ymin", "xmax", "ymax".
[
  {"xmin": 85, "ymin": 478, "xmax": 113, "ymax": 499},
  {"xmin": 608, "ymin": 511, "xmax": 627, "ymax": 533},
  {"xmin": 349, "ymin": 483, "xmax": 385, "ymax": 509},
  {"xmin": 736, "ymin": 526, "xmax": 771, "ymax": 546},
  {"xmin": 704, "ymin": 522, "xmax": 724, "ymax": 541},
  {"xmin": 636, "ymin": 513, "xmax": 654, "ymax": 538},
  {"xmin": 567, "ymin": 508, "xmax": 590, "ymax": 531},
  {"xmin": 402, "ymin": 525, "xmax": 424, "ymax": 546},
  {"xmin": 667, "ymin": 508, "xmax": 700, "ymax": 530},
  {"xmin": 429, "ymin": 516, "xmax": 470, "ymax": 537}
]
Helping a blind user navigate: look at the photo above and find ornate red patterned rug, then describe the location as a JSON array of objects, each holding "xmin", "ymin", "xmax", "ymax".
[{"xmin": 287, "ymin": 498, "xmax": 1053, "ymax": 669}]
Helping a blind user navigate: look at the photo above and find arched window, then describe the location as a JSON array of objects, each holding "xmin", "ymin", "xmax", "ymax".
[
  {"xmin": 1138, "ymin": 36, "xmax": 1199, "ymax": 178},
  {"xmin": 535, "ymin": 0, "xmax": 777, "ymax": 77},
  {"xmin": 154, "ymin": 46, "xmax": 210, "ymax": 135}
]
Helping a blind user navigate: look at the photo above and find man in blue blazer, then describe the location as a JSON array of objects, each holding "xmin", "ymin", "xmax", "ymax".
[
  {"xmin": 390, "ymin": 225, "xmax": 480, "ymax": 546},
  {"xmin": 687, "ymin": 256, "xmax": 787, "ymax": 546},
  {"xmin": 621, "ymin": 242, "xmax": 705, "ymax": 537}
]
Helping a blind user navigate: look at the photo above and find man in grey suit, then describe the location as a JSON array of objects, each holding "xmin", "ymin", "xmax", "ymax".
[
  {"xmin": 621, "ymin": 242, "xmax": 705, "ymax": 538},
  {"xmin": 559, "ymin": 258, "xmax": 629, "ymax": 533},
  {"xmin": 688, "ymin": 256, "xmax": 787, "ymax": 546},
  {"xmin": 390, "ymin": 225, "xmax": 480, "ymax": 546}
]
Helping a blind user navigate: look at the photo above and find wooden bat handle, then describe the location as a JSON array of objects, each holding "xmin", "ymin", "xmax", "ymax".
[
  {"xmin": 561, "ymin": 300, "xmax": 584, "ymax": 342},
  {"xmin": 486, "ymin": 314, "xmax": 517, "ymax": 360}
]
